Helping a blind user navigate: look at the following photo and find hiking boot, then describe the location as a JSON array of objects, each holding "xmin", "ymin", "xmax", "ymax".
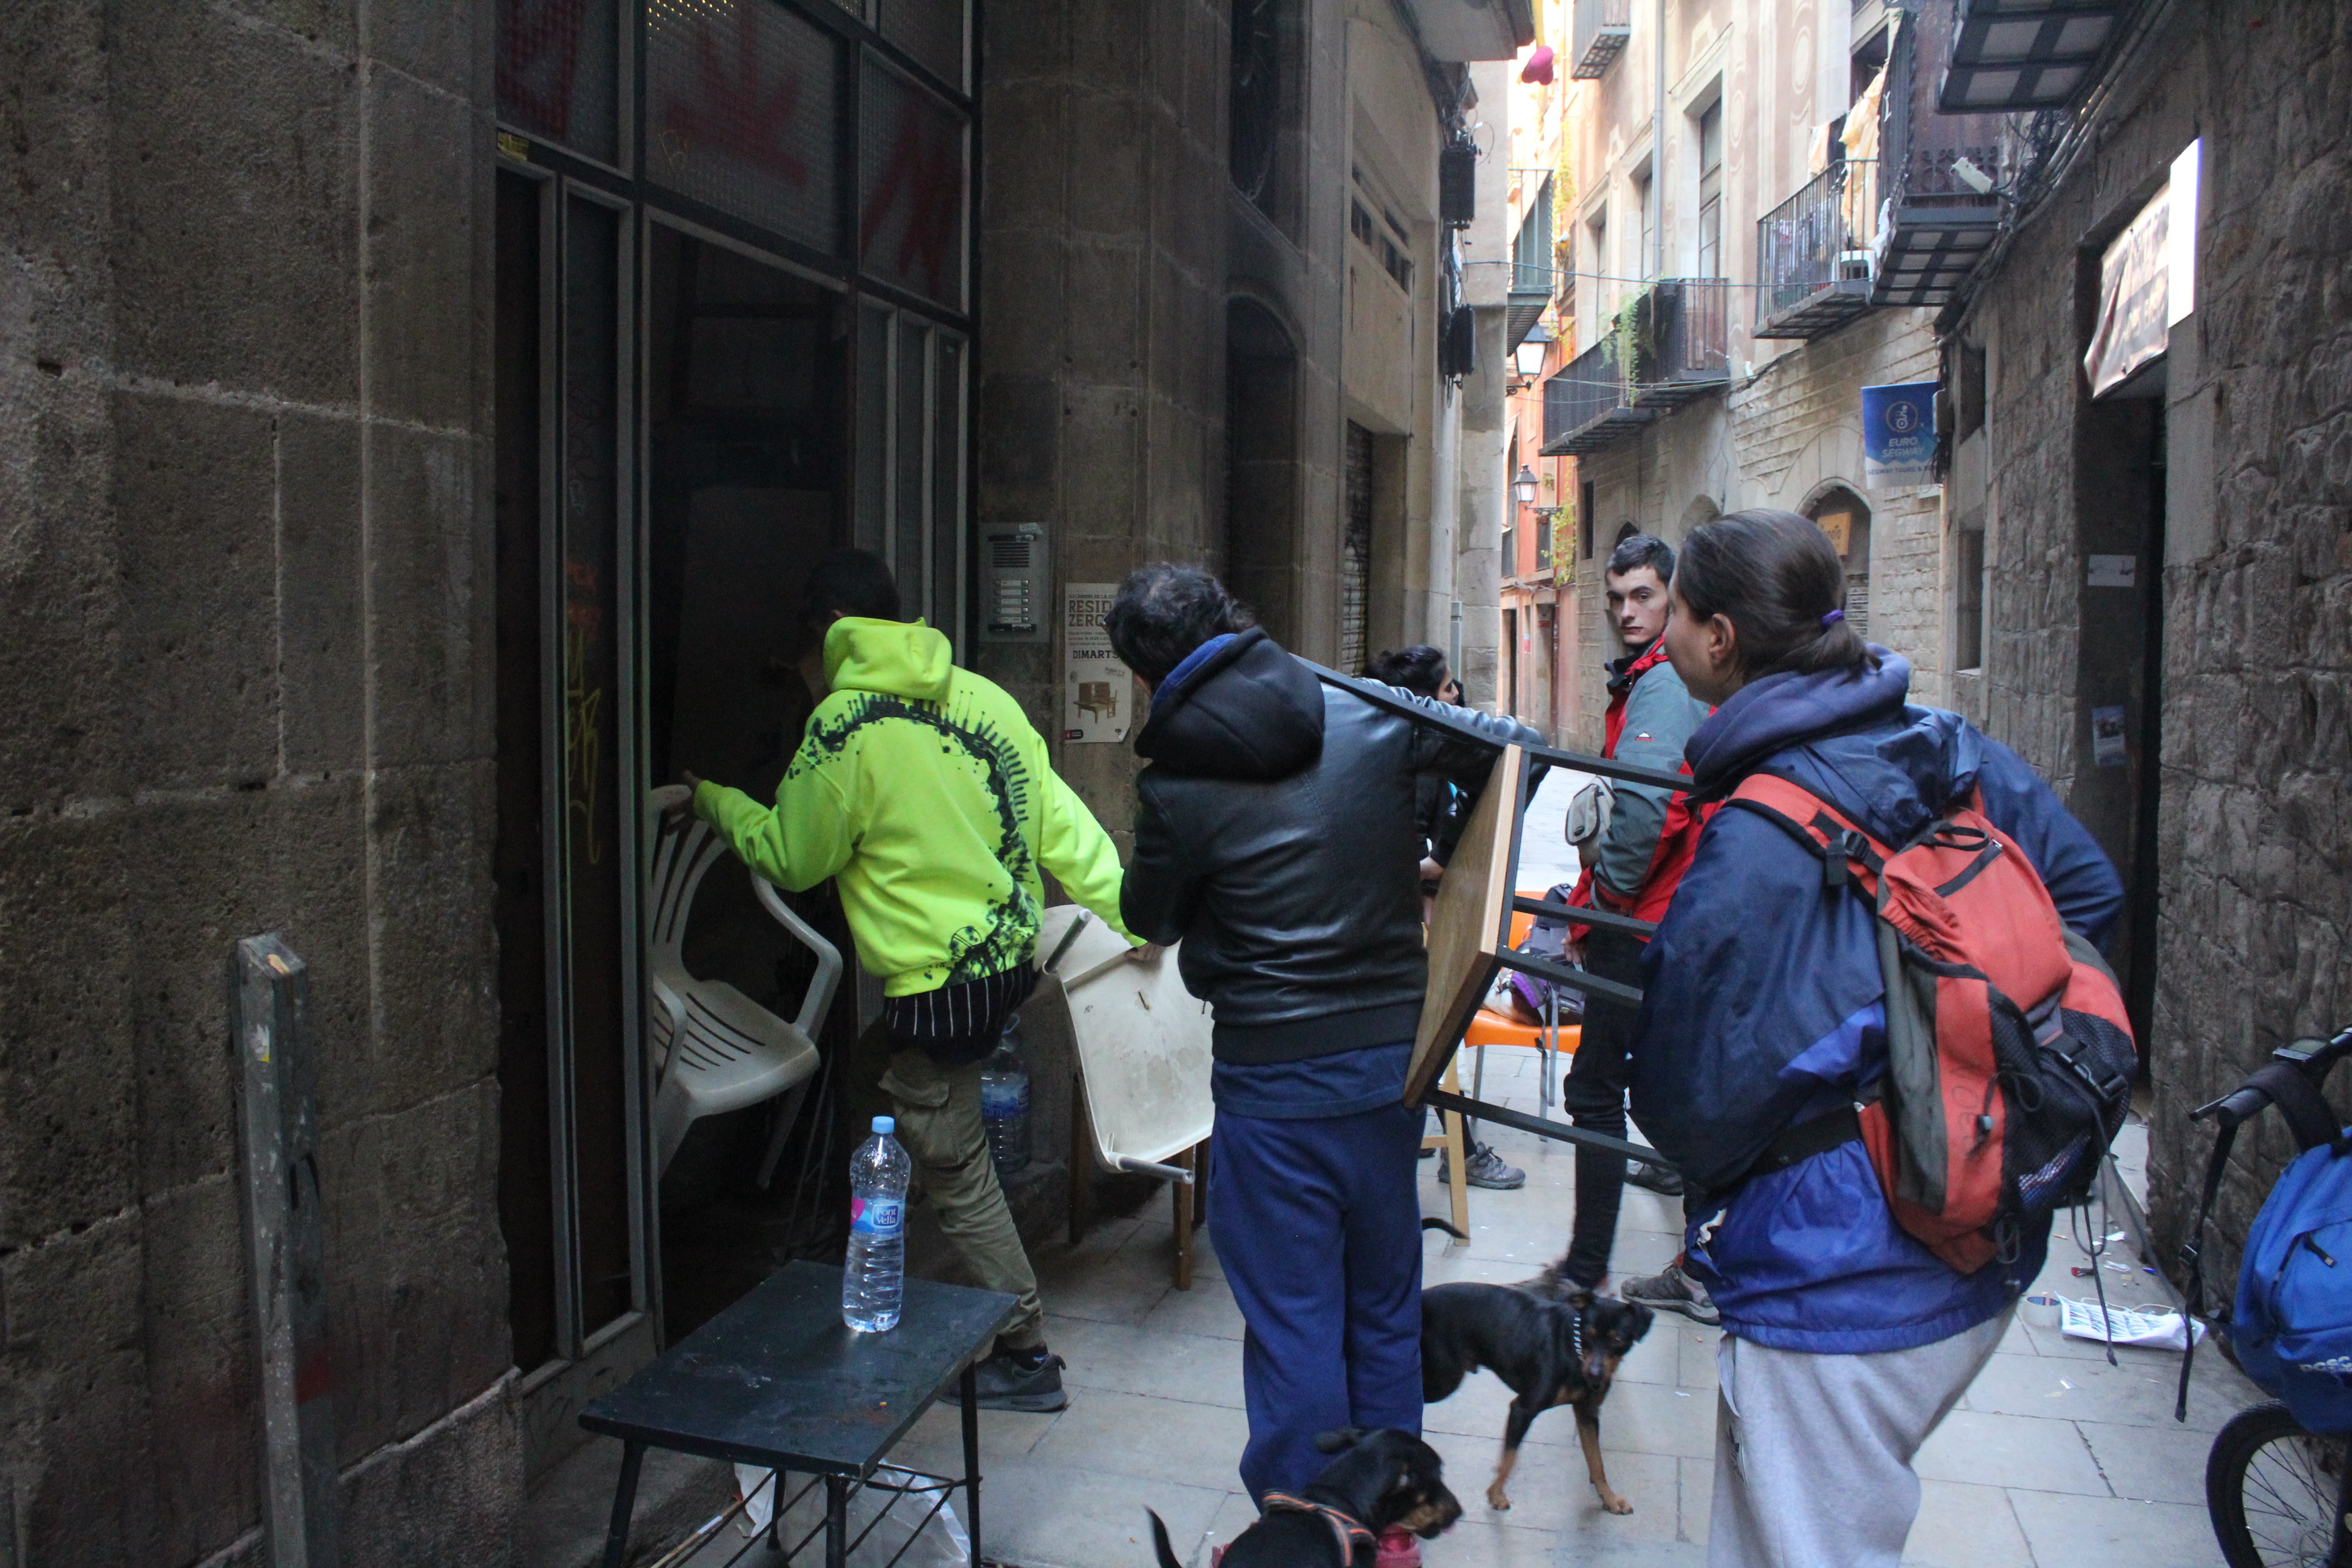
[
  {"xmin": 942, "ymin": 1348, "xmax": 1069, "ymax": 1412},
  {"xmin": 1619, "ymin": 1260, "xmax": 1720, "ymax": 1326},
  {"xmin": 1625, "ymin": 1157, "xmax": 1684, "ymax": 1196},
  {"xmin": 1438, "ymin": 1142, "xmax": 1525, "ymax": 1190}
]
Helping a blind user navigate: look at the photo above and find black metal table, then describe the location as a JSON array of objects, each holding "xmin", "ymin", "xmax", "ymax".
[{"xmin": 582, "ymin": 1262, "xmax": 1015, "ymax": 1568}]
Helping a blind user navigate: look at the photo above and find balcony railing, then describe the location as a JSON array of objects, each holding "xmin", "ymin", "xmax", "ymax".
[
  {"xmin": 1874, "ymin": 0, "xmax": 2009, "ymax": 308},
  {"xmin": 1633, "ymin": 279, "xmax": 1730, "ymax": 407},
  {"xmin": 1541, "ymin": 334, "xmax": 1642, "ymax": 456},
  {"xmin": 1570, "ymin": 0, "xmax": 1631, "ymax": 79},
  {"xmin": 1755, "ymin": 161, "xmax": 1879, "ymax": 338},
  {"xmin": 1538, "ymin": 280, "xmax": 1728, "ymax": 456}
]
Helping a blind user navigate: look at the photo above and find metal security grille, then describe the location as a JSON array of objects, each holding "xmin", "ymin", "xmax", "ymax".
[
  {"xmin": 497, "ymin": 0, "xmax": 619, "ymax": 162},
  {"xmin": 646, "ymin": 0, "xmax": 842, "ymax": 255},
  {"xmin": 881, "ymin": 0, "xmax": 966, "ymax": 89},
  {"xmin": 1340, "ymin": 421, "xmax": 1373, "ymax": 675},
  {"xmin": 859, "ymin": 54, "xmax": 968, "ymax": 310}
]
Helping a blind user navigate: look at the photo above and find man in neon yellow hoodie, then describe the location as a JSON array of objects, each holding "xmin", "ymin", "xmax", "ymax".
[{"xmin": 689, "ymin": 549, "xmax": 1134, "ymax": 1411}]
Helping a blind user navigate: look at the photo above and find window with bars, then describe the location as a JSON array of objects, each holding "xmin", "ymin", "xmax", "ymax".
[{"xmin": 1697, "ymin": 99, "xmax": 1723, "ymax": 279}]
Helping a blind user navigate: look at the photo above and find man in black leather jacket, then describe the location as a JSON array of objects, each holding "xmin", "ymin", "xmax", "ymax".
[{"xmin": 1107, "ymin": 564, "xmax": 1538, "ymax": 1508}]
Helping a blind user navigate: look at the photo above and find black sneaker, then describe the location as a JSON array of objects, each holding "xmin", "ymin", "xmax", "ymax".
[
  {"xmin": 1438, "ymin": 1142, "xmax": 1527, "ymax": 1190},
  {"xmin": 1625, "ymin": 1158, "xmax": 1684, "ymax": 1196},
  {"xmin": 943, "ymin": 1348, "xmax": 1069, "ymax": 1412}
]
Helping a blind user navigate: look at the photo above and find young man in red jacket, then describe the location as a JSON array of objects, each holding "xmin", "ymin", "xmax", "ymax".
[{"xmin": 1557, "ymin": 534, "xmax": 1716, "ymax": 1320}]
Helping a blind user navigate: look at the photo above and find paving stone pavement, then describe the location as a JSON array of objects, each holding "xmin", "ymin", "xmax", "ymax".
[
  {"xmin": 686, "ymin": 1070, "xmax": 2252, "ymax": 1568},
  {"xmin": 686, "ymin": 775, "xmax": 2257, "ymax": 1566}
]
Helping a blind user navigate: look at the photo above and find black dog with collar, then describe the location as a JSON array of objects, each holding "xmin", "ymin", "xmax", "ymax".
[
  {"xmin": 1147, "ymin": 1427, "xmax": 1460, "ymax": 1567},
  {"xmin": 1420, "ymin": 1281, "xmax": 1655, "ymax": 1514}
]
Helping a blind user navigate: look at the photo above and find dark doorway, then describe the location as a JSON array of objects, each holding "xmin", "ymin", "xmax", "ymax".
[
  {"xmin": 2073, "ymin": 385, "xmax": 2166, "ymax": 1055},
  {"xmin": 1225, "ymin": 299, "xmax": 1300, "ymax": 644},
  {"xmin": 493, "ymin": 167, "xmax": 555, "ymax": 1374},
  {"xmin": 494, "ymin": 175, "xmax": 644, "ymax": 1478},
  {"xmin": 644, "ymin": 225, "xmax": 861, "ymax": 1337}
]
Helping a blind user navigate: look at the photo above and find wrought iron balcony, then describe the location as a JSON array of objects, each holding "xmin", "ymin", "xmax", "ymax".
[
  {"xmin": 1538, "ymin": 280, "xmax": 1727, "ymax": 456},
  {"xmin": 1570, "ymin": 0, "xmax": 1630, "ymax": 79},
  {"xmin": 1540, "ymin": 333, "xmax": 1648, "ymax": 456},
  {"xmin": 1874, "ymin": 0, "xmax": 2010, "ymax": 308},
  {"xmin": 1755, "ymin": 161, "xmax": 1879, "ymax": 338},
  {"xmin": 1630, "ymin": 279, "xmax": 1729, "ymax": 408}
]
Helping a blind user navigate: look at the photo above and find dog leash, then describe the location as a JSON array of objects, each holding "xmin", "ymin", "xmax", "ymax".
[{"xmin": 1260, "ymin": 1492, "xmax": 1376, "ymax": 1562}]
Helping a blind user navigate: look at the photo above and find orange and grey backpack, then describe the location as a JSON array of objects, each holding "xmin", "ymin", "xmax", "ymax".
[{"xmin": 1728, "ymin": 773, "xmax": 2138, "ymax": 1274}]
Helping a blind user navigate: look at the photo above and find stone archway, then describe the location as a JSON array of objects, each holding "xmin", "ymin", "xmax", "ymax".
[{"xmin": 1802, "ymin": 482, "xmax": 1872, "ymax": 638}]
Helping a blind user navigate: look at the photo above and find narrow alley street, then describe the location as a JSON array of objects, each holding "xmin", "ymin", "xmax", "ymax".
[{"xmin": 671, "ymin": 1066, "xmax": 2252, "ymax": 1568}]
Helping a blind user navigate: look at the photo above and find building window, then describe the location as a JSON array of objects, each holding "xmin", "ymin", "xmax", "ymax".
[
  {"xmin": 1697, "ymin": 99, "xmax": 1723, "ymax": 279},
  {"xmin": 1957, "ymin": 524, "xmax": 1986, "ymax": 670},
  {"xmin": 1515, "ymin": 177, "xmax": 1553, "ymax": 294},
  {"xmin": 1585, "ymin": 210, "xmax": 1609, "ymax": 319},
  {"xmin": 1580, "ymin": 479, "xmax": 1597, "ymax": 558},
  {"xmin": 1535, "ymin": 506, "xmax": 1554, "ymax": 571},
  {"xmin": 1633, "ymin": 169, "xmax": 1654, "ymax": 281},
  {"xmin": 1230, "ymin": 0, "xmax": 1299, "ymax": 234}
]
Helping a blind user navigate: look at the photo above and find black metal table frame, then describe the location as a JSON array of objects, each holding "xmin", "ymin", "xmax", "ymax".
[
  {"xmin": 1306, "ymin": 663, "xmax": 1684, "ymax": 1174},
  {"xmin": 600, "ymin": 1361, "xmax": 983, "ymax": 1568}
]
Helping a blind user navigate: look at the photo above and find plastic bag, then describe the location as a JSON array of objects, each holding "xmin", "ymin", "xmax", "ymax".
[
  {"xmin": 2056, "ymin": 1297, "xmax": 2207, "ymax": 1352},
  {"xmin": 735, "ymin": 1463, "xmax": 971, "ymax": 1565}
]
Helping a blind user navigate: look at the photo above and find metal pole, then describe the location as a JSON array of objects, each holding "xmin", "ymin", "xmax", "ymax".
[
  {"xmin": 232, "ymin": 935, "xmax": 340, "ymax": 1568},
  {"xmin": 1651, "ymin": 0, "xmax": 1667, "ymax": 284}
]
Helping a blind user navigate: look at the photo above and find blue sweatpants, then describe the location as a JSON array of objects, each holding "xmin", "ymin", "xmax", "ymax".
[{"xmin": 1208, "ymin": 1099, "xmax": 1426, "ymax": 1502}]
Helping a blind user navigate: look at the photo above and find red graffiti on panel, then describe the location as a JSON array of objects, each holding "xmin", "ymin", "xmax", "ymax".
[
  {"xmin": 664, "ymin": 3, "xmax": 811, "ymax": 186},
  {"xmin": 499, "ymin": 0, "xmax": 586, "ymax": 136},
  {"xmin": 862, "ymin": 105, "xmax": 961, "ymax": 299}
]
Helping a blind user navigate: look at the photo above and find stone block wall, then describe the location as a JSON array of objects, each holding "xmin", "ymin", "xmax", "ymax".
[
  {"xmin": 1959, "ymin": 0, "xmax": 2352, "ymax": 1287},
  {"xmin": 972, "ymin": 0, "xmax": 1231, "ymax": 859},
  {"xmin": 1561, "ymin": 306, "xmax": 1946, "ymax": 749},
  {"xmin": 0, "ymin": 2, "xmax": 519, "ymax": 1562}
]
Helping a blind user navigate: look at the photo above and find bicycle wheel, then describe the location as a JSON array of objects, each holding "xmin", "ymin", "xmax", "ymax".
[{"xmin": 2209, "ymin": 1400, "xmax": 2352, "ymax": 1567}]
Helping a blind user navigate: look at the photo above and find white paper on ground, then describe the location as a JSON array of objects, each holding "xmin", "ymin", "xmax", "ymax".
[
  {"xmin": 735, "ymin": 1463, "xmax": 970, "ymax": 1563},
  {"xmin": 2057, "ymin": 1297, "xmax": 2206, "ymax": 1352}
]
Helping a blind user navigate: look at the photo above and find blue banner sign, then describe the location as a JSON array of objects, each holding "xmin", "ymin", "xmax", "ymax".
[{"xmin": 1862, "ymin": 382, "xmax": 1939, "ymax": 489}]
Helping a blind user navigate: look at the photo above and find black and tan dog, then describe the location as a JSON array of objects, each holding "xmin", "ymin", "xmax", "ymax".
[
  {"xmin": 1147, "ymin": 1427, "xmax": 1460, "ymax": 1568},
  {"xmin": 1420, "ymin": 1277, "xmax": 1655, "ymax": 1514}
]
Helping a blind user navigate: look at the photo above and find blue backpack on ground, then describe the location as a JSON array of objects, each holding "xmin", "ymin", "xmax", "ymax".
[{"xmin": 2179, "ymin": 1034, "xmax": 2352, "ymax": 1432}]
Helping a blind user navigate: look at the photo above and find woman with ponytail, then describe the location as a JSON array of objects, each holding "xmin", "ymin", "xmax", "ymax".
[{"xmin": 1625, "ymin": 511, "xmax": 2123, "ymax": 1566}]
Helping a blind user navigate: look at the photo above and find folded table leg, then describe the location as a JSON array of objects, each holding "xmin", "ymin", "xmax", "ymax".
[
  {"xmin": 600, "ymin": 1442, "xmax": 644, "ymax": 1568},
  {"xmin": 961, "ymin": 1361, "xmax": 982, "ymax": 1568}
]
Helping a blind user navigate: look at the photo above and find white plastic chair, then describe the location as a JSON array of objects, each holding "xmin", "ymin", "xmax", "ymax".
[{"xmin": 644, "ymin": 785, "xmax": 843, "ymax": 1181}]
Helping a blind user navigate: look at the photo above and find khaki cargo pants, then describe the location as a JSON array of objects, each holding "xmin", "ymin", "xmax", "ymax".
[{"xmin": 873, "ymin": 1031, "xmax": 1046, "ymax": 1350}]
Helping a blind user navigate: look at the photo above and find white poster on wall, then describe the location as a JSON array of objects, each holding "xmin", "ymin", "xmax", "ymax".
[{"xmin": 1062, "ymin": 583, "xmax": 1132, "ymax": 744}]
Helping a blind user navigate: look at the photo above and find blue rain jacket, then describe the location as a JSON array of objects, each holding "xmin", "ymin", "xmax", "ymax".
[{"xmin": 1628, "ymin": 652, "xmax": 2124, "ymax": 1353}]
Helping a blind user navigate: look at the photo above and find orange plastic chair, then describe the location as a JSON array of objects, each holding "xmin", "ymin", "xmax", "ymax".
[{"xmin": 1459, "ymin": 898, "xmax": 1579, "ymax": 1117}]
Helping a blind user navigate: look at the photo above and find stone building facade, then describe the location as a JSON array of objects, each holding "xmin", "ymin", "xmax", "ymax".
[
  {"xmin": 0, "ymin": 4, "xmax": 517, "ymax": 1562},
  {"xmin": 0, "ymin": 0, "xmax": 1529, "ymax": 1561},
  {"xmin": 1944, "ymin": 0, "xmax": 2352, "ymax": 1288},
  {"xmin": 1531, "ymin": 0, "xmax": 1954, "ymax": 750}
]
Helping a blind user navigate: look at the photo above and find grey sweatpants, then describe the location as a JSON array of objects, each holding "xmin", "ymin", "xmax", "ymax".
[{"xmin": 1709, "ymin": 1307, "xmax": 2012, "ymax": 1568}]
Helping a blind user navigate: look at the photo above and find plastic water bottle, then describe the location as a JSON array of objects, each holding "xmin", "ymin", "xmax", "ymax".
[
  {"xmin": 843, "ymin": 1116, "xmax": 910, "ymax": 1333},
  {"xmin": 980, "ymin": 1019, "xmax": 1032, "ymax": 1181}
]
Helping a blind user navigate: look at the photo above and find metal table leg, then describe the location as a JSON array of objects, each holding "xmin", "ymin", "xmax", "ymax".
[
  {"xmin": 600, "ymin": 1442, "xmax": 644, "ymax": 1568},
  {"xmin": 960, "ymin": 1362, "xmax": 982, "ymax": 1568},
  {"xmin": 827, "ymin": 1474, "xmax": 848, "ymax": 1568}
]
